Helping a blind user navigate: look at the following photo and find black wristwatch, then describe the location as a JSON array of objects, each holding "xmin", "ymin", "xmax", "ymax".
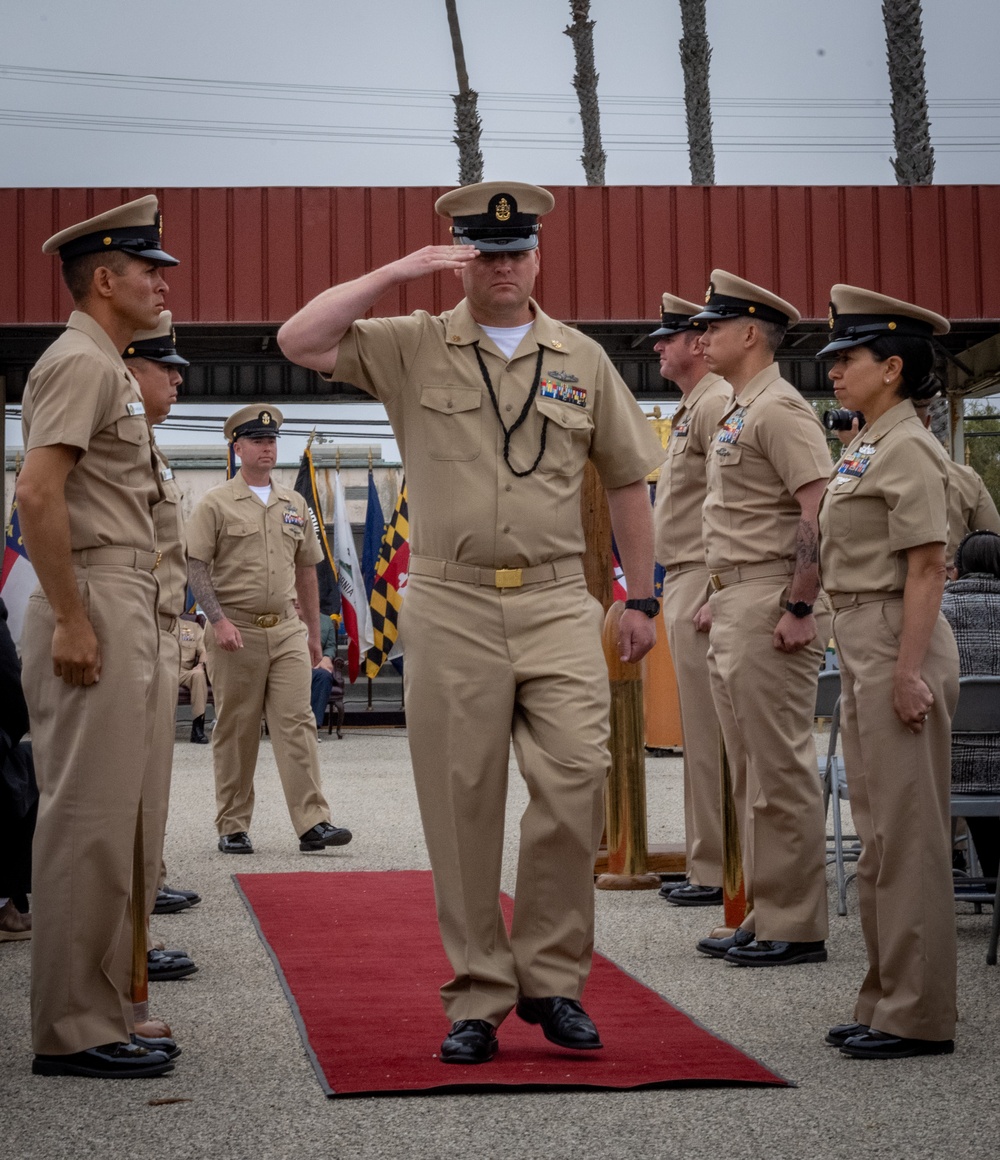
[
  {"xmin": 785, "ymin": 601, "xmax": 815, "ymax": 619},
  {"xmin": 625, "ymin": 597, "xmax": 661, "ymax": 619}
]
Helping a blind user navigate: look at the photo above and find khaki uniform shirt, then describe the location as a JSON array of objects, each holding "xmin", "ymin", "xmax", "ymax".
[
  {"xmin": 151, "ymin": 441, "xmax": 186, "ymax": 618},
  {"xmin": 21, "ymin": 311, "xmax": 157, "ymax": 552},
  {"xmin": 703, "ymin": 365, "xmax": 832, "ymax": 572},
  {"xmin": 186, "ymin": 474, "xmax": 323, "ymax": 615},
  {"xmin": 819, "ymin": 399, "xmax": 948, "ymax": 595},
  {"xmin": 330, "ymin": 298, "xmax": 665, "ymax": 569},
  {"xmin": 945, "ymin": 459, "xmax": 1000, "ymax": 560},
  {"xmin": 653, "ymin": 373, "xmax": 730, "ymax": 569},
  {"xmin": 179, "ymin": 620, "xmax": 205, "ymax": 670}
]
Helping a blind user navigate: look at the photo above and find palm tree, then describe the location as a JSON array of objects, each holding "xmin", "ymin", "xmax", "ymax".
[
  {"xmin": 444, "ymin": 0, "xmax": 483, "ymax": 185},
  {"xmin": 882, "ymin": 0, "xmax": 935, "ymax": 184},
  {"xmin": 563, "ymin": 1, "xmax": 606, "ymax": 185},
  {"xmin": 678, "ymin": 0, "xmax": 715, "ymax": 185}
]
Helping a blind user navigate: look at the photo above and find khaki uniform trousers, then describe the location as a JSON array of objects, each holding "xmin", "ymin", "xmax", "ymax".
[
  {"xmin": 177, "ymin": 664, "xmax": 207, "ymax": 719},
  {"xmin": 834, "ymin": 598, "xmax": 959, "ymax": 1040},
  {"xmin": 402, "ymin": 572, "xmax": 610, "ymax": 1028},
  {"xmin": 205, "ymin": 616, "xmax": 329, "ymax": 838},
  {"xmin": 707, "ymin": 577, "xmax": 830, "ymax": 942},
  {"xmin": 21, "ymin": 565, "xmax": 159, "ymax": 1055},
  {"xmin": 143, "ymin": 624, "xmax": 181, "ymax": 938},
  {"xmin": 661, "ymin": 566, "xmax": 724, "ymax": 887}
]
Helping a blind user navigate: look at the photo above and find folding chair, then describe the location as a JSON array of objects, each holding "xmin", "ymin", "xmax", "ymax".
[
  {"xmin": 949, "ymin": 674, "xmax": 1000, "ymax": 966},
  {"xmin": 816, "ymin": 669, "xmax": 858, "ymax": 916}
]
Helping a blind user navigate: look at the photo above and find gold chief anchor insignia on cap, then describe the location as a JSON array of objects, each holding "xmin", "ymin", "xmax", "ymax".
[
  {"xmin": 828, "ymin": 303, "xmax": 836, "ymax": 329},
  {"xmin": 495, "ymin": 197, "xmax": 511, "ymax": 223},
  {"xmin": 261, "ymin": 411, "xmax": 272, "ymax": 425}
]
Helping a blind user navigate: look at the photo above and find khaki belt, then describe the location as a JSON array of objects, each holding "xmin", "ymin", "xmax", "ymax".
[
  {"xmin": 72, "ymin": 546, "xmax": 160, "ymax": 571},
  {"xmin": 664, "ymin": 562, "xmax": 708, "ymax": 577},
  {"xmin": 220, "ymin": 605, "xmax": 290, "ymax": 629},
  {"xmin": 708, "ymin": 561, "xmax": 795, "ymax": 591},
  {"xmin": 409, "ymin": 555, "xmax": 584, "ymax": 590},
  {"xmin": 158, "ymin": 613, "xmax": 178, "ymax": 633},
  {"xmin": 830, "ymin": 591, "xmax": 904, "ymax": 611}
]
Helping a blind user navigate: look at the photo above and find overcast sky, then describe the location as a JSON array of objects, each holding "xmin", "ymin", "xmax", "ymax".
[{"xmin": 1, "ymin": 0, "xmax": 998, "ymax": 188}]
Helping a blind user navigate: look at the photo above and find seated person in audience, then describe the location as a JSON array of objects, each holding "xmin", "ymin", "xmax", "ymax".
[
  {"xmin": 296, "ymin": 606, "xmax": 343, "ymax": 737},
  {"xmin": 0, "ymin": 597, "xmax": 35, "ymax": 940},
  {"xmin": 941, "ymin": 530, "xmax": 1000, "ymax": 879},
  {"xmin": 178, "ymin": 615, "xmax": 210, "ymax": 744}
]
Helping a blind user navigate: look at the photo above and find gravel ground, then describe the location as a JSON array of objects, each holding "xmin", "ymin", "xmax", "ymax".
[{"xmin": 2, "ymin": 725, "xmax": 998, "ymax": 1160}]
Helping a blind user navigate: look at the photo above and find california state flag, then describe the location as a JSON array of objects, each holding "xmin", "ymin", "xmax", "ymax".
[{"xmin": 333, "ymin": 470, "xmax": 374, "ymax": 682}]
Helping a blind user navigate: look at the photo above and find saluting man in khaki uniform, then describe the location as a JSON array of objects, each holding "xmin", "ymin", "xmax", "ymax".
[
  {"xmin": 122, "ymin": 313, "xmax": 200, "ymax": 985},
  {"xmin": 17, "ymin": 196, "xmax": 178, "ymax": 1078},
  {"xmin": 649, "ymin": 295, "xmax": 729, "ymax": 907},
  {"xmin": 692, "ymin": 271, "xmax": 832, "ymax": 967},
  {"xmin": 278, "ymin": 182, "xmax": 664, "ymax": 1065},
  {"xmin": 186, "ymin": 406, "xmax": 352, "ymax": 855},
  {"xmin": 818, "ymin": 286, "xmax": 960, "ymax": 1060}
]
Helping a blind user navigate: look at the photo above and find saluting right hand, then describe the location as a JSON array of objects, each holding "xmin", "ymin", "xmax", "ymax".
[
  {"xmin": 52, "ymin": 615, "xmax": 102, "ymax": 686},
  {"xmin": 213, "ymin": 617, "xmax": 243, "ymax": 652},
  {"xmin": 390, "ymin": 244, "xmax": 479, "ymax": 282}
]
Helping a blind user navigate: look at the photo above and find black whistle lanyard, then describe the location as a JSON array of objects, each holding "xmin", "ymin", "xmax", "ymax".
[{"xmin": 472, "ymin": 343, "xmax": 549, "ymax": 478}]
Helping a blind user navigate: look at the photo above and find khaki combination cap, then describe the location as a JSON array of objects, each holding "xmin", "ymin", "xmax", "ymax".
[
  {"xmin": 435, "ymin": 181, "xmax": 555, "ymax": 252},
  {"xmin": 649, "ymin": 292, "xmax": 706, "ymax": 338},
  {"xmin": 42, "ymin": 194, "xmax": 179, "ymax": 266},
  {"xmin": 817, "ymin": 284, "xmax": 950, "ymax": 357},
  {"xmin": 692, "ymin": 269, "xmax": 801, "ymax": 328},
  {"xmin": 225, "ymin": 405, "xmax": 284, "ymax": 441},
  {"xmin": 123, "ymin": 310, "xmax": 189, "ymax": 367}
]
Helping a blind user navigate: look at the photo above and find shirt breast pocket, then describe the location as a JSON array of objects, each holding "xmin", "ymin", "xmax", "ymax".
[
  {"xmin": 535, "ymin": 397, "xmax": 593, "ymax": 476},
  {"xmin": 419, "ymin": 384, "xmax": 482, "ymax": 461},
  {"xmin": 110, "ymin": 414, "xmax": 151, "ymax": 485},
  {"xmin": 826, "ymin": 475, "xmax": 861, "ymax": 536},
  {"xmin": 223, "ymin": 521, "xmax": 261, "ymax": 560}
]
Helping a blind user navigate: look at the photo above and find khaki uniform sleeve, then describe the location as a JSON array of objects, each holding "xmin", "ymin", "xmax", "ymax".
[
  {"xmin": 588, "ymin": 355, "xmax": 665, "ymax": 489},
  {"xmin": 326, "ymin": 315, "xmax": 429, "ymax": 403},
  {"xmin": 758, "ymin": 399, "xmax": 833, "ymax": 496},
  {"xmin": 24, "ymin": 351, "xmax": 117, "ymax": 453},
  {"xmin": 880, "ymin": 437, "xmax": 949, "ymax": 551},
  {"xmin": 185, "ymin": 491, "xmax": 224, "ymax": 564}
]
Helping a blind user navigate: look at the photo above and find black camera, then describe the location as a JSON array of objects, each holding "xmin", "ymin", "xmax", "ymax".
[{"xmin": 823, "ymin": 408, "xmax": 865, "ymax": 433}]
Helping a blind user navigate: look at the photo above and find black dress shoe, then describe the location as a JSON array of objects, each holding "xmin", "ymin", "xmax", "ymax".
[
  {"xmin": 299, "ymin": 821, "xmax": 353, "ymax": 851},
  {"xmin": 131, "ymin": 1032, "xmax": 182, "ymax": 1061},
  {"xmin": 665, "ymin": 884, "xmax": 724, "ymax": 907},
  {"xmin": 724, "ymin": 939, "xmax": 827, "ymax": 967},
  {"xmin": 153, "ymin": 888, "xmax": 193, "ymax": 915},
  {"xmin": 147, "ymin": 949, "xmax": 198, "ymax": 981},
  {"xmin": 190, "ymin": 715, "xmax": 209, "ymax": 744},
  {"xmin": 32, "ymin": 1041, "xmax": 174, "ymax": 1078},
  {"xmin": 162, "ymin": 885, "xmax": 201, "ymax": 905},
  {"xmin": 696, "ymin": 927, "xmax": 755, "ymax": 959},
  {"xmin": 826, "ymin": 1022, "xmax": 870, "ymax": 1046},
  {"xmin": 839, "ymin": 1030, "xmax": 954, "ymax": 1059},
  {"xmin": 440, "ymin": 1019, "xmax": 498, "ymax": 1064},
  {"xmin": 515, "ymin": 996, "xmax": 603, "ymax": 1050},
  {"xmin": 658, "ymin": 877, "xmax": 687, "ymax": 899},
  {"xmin": 218, "ymin": 831, "xmax": 253, "ymax": 854}
]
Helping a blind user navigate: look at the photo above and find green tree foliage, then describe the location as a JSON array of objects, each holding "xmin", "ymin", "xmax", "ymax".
[{"xmin": 965, "ymin": 400, "xmax": 1000, "ymax": 508}]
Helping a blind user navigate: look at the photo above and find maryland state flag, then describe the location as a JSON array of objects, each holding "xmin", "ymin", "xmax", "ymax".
[
  {"xmin": 293, "ymin": 445, "xmax": 341, "ymax": 621},
  {"xmin": 365, "ymin": 483, "xmax": 409, "ymax": 679}
]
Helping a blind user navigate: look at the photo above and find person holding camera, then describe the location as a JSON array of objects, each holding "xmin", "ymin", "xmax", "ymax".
[{"xmin": 818, "ymin": 285, "xmax": 960, "ymax": 1061}]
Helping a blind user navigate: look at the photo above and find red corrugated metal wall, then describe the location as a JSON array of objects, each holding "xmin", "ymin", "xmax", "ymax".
[{"xmin": 1, "ymin": 185, "xmax": 998, "ymax": 325}]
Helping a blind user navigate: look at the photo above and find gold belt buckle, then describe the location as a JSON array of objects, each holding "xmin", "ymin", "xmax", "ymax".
[
  {"xmin": 709, "ymin": 573, "xmax": 724, "ymax": 591},
  {"xmin": 494, "ymin": 568, "xmax": 523, "ymax": 589},
  {"xmin": 255, "ymin": 613, "xmax": 281, "ymax": 628}
]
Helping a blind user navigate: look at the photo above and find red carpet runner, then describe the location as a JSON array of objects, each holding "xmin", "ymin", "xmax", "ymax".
[{"xmin": 236, "ymin": 870, "xmax": 789, "ymax": 1097}]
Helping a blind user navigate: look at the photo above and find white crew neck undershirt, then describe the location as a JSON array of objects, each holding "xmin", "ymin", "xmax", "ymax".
[
  {"xmin": 248, "ymin": 483, "xmax": 272, "ymax": 505},
  {"xmin": 480, "ymin": 321, "xmax": 533, "ymax": 361}
]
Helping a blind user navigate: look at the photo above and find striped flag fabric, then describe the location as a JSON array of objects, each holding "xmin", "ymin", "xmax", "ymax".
[
  {"xmin": 293, "ymin": 444, "xmax": 341, "ymax": 623},
  {"xmin": 365, "ymin": 484, "xmax": 409, "ymax": 679},
  {"xmin": 361, "ymin": 468, "xmax": 385, "ymax": 600},
  {"xmin": 332, "ymin": 469, "xmax": 373, "ymax": 683},
  {"xmin": 226, "ymin": 439, "xmax": 238, "ymax": 480},
  {"xmin": 1, "ymin": 495, "xmax": 39, "ymax": 646}
]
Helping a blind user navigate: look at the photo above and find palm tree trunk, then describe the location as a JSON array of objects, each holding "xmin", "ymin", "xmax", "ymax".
[
  {"xmin": 678, "ymin": 0, "xmax": 715, "ymax": 186},
  {"xmin": 444, "ymin": 0, "xmax": 483, "ymax": 185},
  {"xmin": 563, "ymin": 1, "xmax": 606, "ymax": 185},
  {"xmin": 882, "ymin": 0, "xmax": 935, "ymax": 184}
]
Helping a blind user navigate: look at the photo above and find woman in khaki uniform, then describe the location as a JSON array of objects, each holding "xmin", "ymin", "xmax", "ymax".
[{"xmin": 817, "ymin": 285, "xmax": 960, "ymax": 1060}]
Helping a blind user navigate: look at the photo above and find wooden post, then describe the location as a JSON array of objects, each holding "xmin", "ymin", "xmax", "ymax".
[{"xmin": 709, "ymin": 736, "xmax": 747, "ymax": 937}]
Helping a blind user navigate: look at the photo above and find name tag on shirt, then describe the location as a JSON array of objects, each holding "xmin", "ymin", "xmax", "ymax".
[
  {"xmin": 717, "ymin": 407, "xmax": 747, "ymax": 445},
  {"xmin": 126, "ymin": 401, "xmax": 146, "ymax": 417},
  {"xmin": 283, "ymin": 509, "xmax": 306, "ymax": 527}
]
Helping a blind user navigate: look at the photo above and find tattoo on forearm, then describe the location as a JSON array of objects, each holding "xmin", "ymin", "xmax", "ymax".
[
  {"xmin": 187, "ymin": 559, "xmax": 224, "ymax": 624},
  {"xmin": 795, "ymin": 519, "xmax": 819, "ymax": 570}
]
